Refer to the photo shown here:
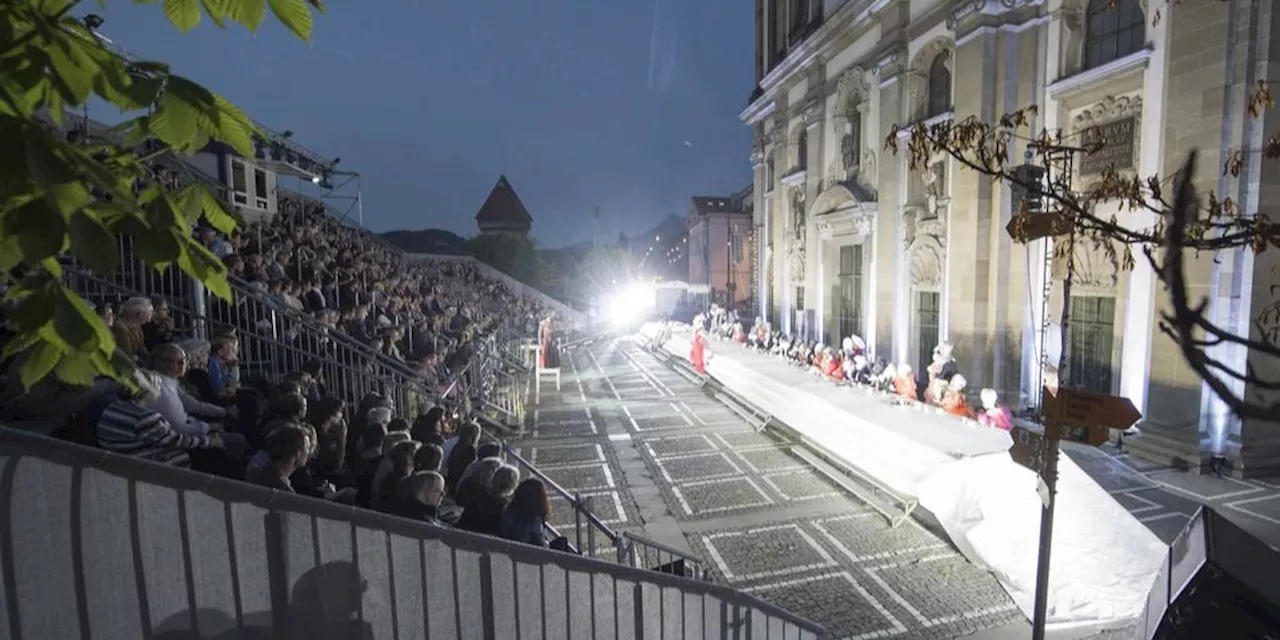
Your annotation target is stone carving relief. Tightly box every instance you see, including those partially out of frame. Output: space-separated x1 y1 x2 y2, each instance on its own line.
922 161 950 218
860 149 878 192
1073 94 1143 177
802 98 824 127
853 213 873 237
788 243 806 284
904 205 946 289
1052 237 1120 295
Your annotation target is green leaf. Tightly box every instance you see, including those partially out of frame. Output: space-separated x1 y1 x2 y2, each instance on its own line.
68 210 121 274
55 351 99 387
163 0 203 31
51 297 100 352
176 233 232 300
199 187 240 234
0 199 68 265
149 90 201 150
210 94 256 155
18 340 63 391
226 0 267 30
269 0 313 39
200 0 228 27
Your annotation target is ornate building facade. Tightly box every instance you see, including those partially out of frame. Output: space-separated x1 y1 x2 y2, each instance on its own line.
742 0 1280 476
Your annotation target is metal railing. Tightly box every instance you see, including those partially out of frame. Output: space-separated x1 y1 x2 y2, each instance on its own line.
0 426 828 640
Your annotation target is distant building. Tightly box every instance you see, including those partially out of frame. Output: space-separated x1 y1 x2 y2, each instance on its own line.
687 193 753 310
475 175 533 236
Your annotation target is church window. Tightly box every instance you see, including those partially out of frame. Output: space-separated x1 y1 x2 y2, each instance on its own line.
796 130 808 169
926 51 952 118
1083 0 1145 70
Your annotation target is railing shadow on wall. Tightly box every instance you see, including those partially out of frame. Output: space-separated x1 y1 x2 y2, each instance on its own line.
0 427 826 640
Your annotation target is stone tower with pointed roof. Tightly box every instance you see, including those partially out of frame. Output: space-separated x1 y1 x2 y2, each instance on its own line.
474 175 533 236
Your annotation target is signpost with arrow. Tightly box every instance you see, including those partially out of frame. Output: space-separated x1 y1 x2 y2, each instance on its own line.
1012 386 1143 640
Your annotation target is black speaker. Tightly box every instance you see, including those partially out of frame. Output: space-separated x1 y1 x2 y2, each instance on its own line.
1136 506 1280 639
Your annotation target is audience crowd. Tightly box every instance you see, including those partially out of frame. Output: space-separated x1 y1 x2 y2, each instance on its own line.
0 135 575 551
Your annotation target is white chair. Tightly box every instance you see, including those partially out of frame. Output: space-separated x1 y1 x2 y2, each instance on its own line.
535 345 561 398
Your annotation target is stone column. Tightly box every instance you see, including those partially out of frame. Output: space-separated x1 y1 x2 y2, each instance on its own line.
947 27 999 389
751 146 768 321
803 96 826 342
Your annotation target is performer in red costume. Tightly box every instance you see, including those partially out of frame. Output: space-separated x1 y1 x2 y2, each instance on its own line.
690 328 709 375
977 388 1014 431
538 313 559 369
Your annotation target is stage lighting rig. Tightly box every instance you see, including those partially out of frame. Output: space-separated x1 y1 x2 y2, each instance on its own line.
83 14 105 30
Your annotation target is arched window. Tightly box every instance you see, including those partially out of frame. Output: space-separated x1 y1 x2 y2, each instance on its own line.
796 130 808 169
926 52 952 118
1083 0 1145 70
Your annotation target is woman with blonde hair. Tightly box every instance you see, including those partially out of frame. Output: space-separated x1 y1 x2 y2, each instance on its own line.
112 296 154 362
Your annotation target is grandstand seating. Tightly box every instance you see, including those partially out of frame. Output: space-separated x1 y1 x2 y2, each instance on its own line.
0 115 825 637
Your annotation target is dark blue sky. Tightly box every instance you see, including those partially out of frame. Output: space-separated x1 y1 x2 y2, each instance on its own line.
90 0 753 248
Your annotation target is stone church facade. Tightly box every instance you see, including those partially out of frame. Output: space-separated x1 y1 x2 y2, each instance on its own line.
742 0 1280 476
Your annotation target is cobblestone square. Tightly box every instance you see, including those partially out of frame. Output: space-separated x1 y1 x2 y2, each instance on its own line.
713 430 780 450
534 420 598 438
548 490 627 529
617 387 665 401
733 447 807 473
655 452 742 483
701 524 836 580
865 553 1019 630
671 477 773 517
1111 490 1162 515
529 443 606 467
643 434 719 458
536 407 593 424
629 413 692 431
745 573 907 639
762 470 843 501
814 513 947 562
541 463 614 492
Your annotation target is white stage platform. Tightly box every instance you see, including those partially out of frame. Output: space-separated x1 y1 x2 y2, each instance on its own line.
644 324 1166 630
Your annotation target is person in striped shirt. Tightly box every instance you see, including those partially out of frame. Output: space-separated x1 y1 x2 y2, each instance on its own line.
96 369 229 468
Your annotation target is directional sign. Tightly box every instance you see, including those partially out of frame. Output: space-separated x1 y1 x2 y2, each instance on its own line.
1009 425 1047 472
1050 389 1141 430
1005 212 1069 243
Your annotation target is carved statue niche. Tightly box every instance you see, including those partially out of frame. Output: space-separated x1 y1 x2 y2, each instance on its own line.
837 66 871 180
1257 264 1280 344
789 243 806 284
921 161 949 218
906 210 946 289
1052 237 1120 294
790 187 807 243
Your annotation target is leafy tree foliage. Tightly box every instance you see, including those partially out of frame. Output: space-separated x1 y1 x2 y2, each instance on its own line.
1 0 323 390
885 3 1279 419
467 232 550 289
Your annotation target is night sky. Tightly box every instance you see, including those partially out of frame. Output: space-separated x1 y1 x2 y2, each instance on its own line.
87 0 754 248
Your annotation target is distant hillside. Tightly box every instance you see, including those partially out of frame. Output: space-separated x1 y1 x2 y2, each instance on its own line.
381 228 469 255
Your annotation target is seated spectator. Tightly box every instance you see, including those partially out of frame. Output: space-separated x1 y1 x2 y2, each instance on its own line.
454 456 505 511
111 297 153 362
306 396 348 478
414 443 444 473
96 370 228 468
245 423 309 492
457 465 518 537
206 334 240 400
411 407 446 446
142 295 174 352
502 479 550 547
390 471 447 525
442 420 481 465
374 440 421 512
444 443 477 499
363 431 411 508
149 344 234 436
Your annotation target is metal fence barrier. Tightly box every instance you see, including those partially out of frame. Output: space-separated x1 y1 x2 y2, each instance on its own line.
0 426 827 640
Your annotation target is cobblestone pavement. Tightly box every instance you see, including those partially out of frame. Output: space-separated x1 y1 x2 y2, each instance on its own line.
600 340 1028 639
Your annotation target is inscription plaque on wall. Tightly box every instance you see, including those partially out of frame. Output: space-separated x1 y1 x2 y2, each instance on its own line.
1079 117 1136 175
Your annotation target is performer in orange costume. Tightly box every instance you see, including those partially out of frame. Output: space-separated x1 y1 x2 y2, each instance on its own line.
690 328 709 375
894 364 918 401
941 375 973 418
